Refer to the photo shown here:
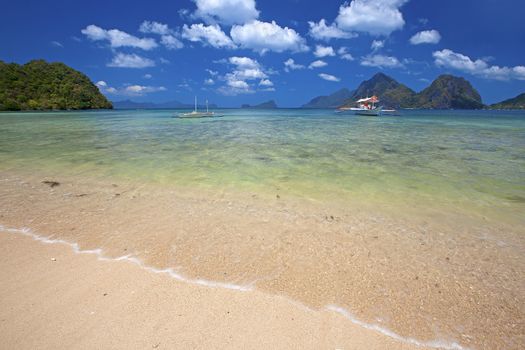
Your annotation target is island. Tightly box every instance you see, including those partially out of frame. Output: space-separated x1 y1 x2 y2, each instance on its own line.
241 100 277 109
0 59 112 111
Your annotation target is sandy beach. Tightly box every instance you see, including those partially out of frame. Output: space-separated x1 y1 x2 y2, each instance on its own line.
0 170 523 349
0 226 430 350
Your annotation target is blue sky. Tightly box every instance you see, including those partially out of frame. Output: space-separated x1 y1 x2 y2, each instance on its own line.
1 0 524 107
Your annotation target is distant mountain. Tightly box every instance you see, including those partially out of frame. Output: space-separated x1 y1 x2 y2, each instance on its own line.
113 99 217 109
333 73 484 109
489 93 525 109
349 73 417 109
241 100 277 109
0 59 112 111
416 75 484 109
302 88 354 108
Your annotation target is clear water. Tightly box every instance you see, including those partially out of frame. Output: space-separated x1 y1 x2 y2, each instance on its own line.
1 109 524 221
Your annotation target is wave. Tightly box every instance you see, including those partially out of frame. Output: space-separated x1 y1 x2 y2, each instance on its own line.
0 224 469 350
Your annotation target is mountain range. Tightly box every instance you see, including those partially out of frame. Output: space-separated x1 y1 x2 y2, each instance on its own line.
303 73 486 109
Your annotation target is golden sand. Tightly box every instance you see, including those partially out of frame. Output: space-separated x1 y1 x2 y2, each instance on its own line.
0 170 524 349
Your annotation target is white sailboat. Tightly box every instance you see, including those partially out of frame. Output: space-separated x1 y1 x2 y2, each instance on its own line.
179 97 221 118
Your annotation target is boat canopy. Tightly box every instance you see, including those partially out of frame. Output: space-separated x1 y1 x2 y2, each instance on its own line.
356 95 379 103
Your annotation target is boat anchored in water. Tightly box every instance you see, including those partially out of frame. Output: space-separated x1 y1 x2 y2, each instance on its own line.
350 95 383 116
178 97 222 118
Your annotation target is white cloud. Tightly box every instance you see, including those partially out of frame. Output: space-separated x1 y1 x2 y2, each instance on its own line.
206 69 219 76
139 21 183 50
308 19 356 41
361 54 403 68
410 30 441 45
433 49 525 80
218 56 271 95
204 78 215 85
124 85 166 95
314 45 335 58
284 58 305 72
192 0 259 25
371 40 384 51
182 23 236 48
259 79 273 87
160 58 170 64
96 81 166 96
107 53 155 68
338 47 355 61
230 20 308 54
143 74 152 79
81 24 157 50
139 21 170 35
318 73 341 82
51 41 63 48
160 35 184 49
309 60 328 69
336 0 408 36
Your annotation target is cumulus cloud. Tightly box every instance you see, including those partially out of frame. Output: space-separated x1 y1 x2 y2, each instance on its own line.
308 19 356 41
433 49 525 80
410 30 441 45
230 20 308 54
259 79 273 87
361 54 403 68
309 60 328 69
96 81 165 96
284 58 305 72
192 0 259 25
81 24 157 50
107 53 155 68
318 73 341 82
140 21 184 50
217 56 271 95
313 45 335 58
143 74 152 79
204 78 215 85
371 40 384 51
139 21 171 35
338 47 355 61
336 0 408 36
182 23 236 48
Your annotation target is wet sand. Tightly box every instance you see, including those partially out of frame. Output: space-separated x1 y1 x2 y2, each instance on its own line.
0 170 524 349
0 227 426 350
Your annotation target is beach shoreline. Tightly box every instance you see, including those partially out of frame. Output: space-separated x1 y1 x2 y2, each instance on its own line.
1 170 523 349
0 226 435 350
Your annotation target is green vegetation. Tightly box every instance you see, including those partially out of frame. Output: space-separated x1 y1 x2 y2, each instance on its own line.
302 88 354 108
490 93 525 109
323 73 485 109
0 59 112 111
416 75 483 109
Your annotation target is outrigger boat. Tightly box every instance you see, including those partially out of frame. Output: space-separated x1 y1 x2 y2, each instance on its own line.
351 95 382 116
178 97 222 118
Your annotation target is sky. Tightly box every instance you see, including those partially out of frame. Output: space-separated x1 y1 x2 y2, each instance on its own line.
1 0 524 107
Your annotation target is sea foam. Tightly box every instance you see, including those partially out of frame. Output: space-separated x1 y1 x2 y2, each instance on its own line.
0 224 469 350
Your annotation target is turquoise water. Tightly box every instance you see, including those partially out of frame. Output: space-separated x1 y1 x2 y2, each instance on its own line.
1 109 524 220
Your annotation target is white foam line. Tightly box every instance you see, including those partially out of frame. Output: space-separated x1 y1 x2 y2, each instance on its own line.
326 306 469 350
0 225 253 292
0 224 470 350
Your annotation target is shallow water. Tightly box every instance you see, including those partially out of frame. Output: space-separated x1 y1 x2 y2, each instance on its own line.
1 108 525 349
1 109 524 221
